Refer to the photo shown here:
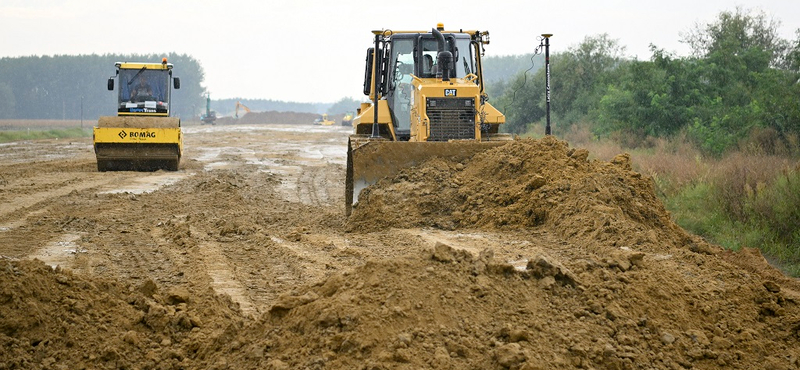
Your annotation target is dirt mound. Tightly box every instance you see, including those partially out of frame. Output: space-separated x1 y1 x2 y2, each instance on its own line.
348 137 690 251
198 243 800 369
4 130 800 370
0 259 245 369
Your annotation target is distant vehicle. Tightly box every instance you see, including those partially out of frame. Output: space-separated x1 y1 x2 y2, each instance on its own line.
313 114 335 126
341 112 354 126
235 101 251 118
201 93 217 125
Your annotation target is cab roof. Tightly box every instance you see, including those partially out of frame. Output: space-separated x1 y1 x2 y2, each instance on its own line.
115 62 174 70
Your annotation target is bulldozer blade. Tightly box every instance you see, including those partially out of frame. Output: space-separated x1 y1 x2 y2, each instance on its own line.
345 137 508 216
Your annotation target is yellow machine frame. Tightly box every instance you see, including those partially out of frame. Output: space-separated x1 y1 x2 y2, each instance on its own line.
352 24 505 142
346 24 510 215
94 58 182 171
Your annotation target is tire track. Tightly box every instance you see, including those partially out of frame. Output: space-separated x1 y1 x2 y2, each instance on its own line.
194 237 258 317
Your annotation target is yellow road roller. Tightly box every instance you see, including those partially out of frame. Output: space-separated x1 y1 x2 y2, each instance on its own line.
94 58 182 171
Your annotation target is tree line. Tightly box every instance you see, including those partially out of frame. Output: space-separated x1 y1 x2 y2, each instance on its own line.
0 53 205 120
494 7 800 156
0 52 358 121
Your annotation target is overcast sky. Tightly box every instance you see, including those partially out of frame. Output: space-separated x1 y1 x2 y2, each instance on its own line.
1 0 798 103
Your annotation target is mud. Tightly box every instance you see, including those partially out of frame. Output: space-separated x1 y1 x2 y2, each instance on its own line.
1 123 799 369
214 111 341 126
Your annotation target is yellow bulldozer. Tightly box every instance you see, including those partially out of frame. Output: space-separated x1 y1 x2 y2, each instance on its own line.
341 112 354 126
346 24 509 215
313 114 336 126
93 58 182 171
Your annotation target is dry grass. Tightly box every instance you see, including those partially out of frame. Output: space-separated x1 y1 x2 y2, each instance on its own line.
709 152 795 221
526 123 800 274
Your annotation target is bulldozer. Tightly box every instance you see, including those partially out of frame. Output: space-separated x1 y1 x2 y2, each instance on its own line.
93 58 182 171
346 24 510 215
313 114 336 126
341 112 354 126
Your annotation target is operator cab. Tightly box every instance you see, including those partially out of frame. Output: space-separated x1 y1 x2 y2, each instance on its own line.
382 31 480 140
107 60 180 116
388 32 477 81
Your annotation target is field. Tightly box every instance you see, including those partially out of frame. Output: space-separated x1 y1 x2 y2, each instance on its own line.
0 119 94 130
1 120 799 369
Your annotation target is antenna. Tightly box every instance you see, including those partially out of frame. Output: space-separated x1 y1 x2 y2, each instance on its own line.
542 34 553 136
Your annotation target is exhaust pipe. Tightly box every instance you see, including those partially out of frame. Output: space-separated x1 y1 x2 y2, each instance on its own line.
432 28 452 81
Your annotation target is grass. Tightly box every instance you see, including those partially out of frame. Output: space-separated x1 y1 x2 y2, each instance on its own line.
0 127 92 143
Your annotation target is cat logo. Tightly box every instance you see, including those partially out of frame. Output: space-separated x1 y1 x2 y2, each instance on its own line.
444 89 457 97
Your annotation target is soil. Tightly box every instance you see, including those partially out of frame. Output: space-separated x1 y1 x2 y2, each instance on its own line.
213 111 345 126
1 122 799 370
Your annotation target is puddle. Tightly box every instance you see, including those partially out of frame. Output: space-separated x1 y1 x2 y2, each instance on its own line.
194 142 343 171
29 233 84 269
187 124 347 203
204 161 232 170
99 173 191 194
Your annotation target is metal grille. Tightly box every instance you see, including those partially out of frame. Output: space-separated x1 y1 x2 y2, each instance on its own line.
426 98 476 141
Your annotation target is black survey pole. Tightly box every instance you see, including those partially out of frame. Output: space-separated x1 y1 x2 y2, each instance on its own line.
371 31 382 138
542 34 553 136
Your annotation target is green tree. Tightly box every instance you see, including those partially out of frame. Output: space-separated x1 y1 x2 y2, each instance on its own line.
680 8 798 155
549 34 627 131
482 53 544 93
592 47 711 144
684 7 788 67
788 30 800 72
592 8 800 155
0 82 16 119
0 54 205 120
495 64 546 134
497 34 626 135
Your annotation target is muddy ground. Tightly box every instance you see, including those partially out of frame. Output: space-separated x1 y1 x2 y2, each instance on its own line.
1 122 799 370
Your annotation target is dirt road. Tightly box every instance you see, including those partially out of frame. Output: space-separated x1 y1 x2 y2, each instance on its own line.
2 124 351 314
1 122 799 369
